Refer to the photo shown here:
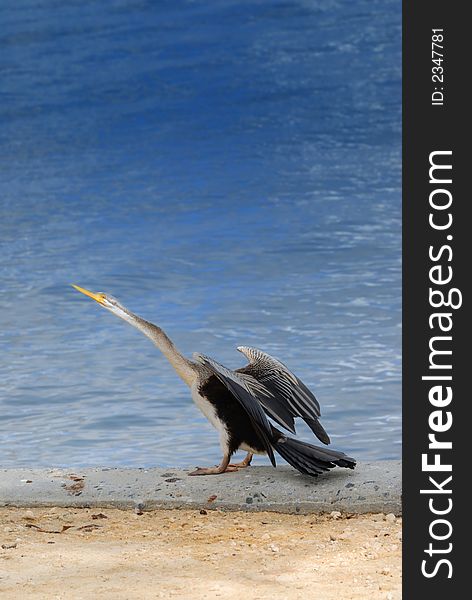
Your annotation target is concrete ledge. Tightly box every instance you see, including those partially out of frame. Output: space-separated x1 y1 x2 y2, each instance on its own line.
0 461 401 515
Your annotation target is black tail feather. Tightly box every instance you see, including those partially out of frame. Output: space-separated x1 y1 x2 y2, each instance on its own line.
305 417 331 445
273 433 356 477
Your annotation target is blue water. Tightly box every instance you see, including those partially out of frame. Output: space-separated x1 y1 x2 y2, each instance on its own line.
0 0 401 468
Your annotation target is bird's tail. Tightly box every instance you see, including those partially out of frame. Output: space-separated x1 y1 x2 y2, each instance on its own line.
272 432 356 477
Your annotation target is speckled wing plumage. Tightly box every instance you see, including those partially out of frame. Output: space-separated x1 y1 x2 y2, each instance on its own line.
236 346 331 445
193 353 277 467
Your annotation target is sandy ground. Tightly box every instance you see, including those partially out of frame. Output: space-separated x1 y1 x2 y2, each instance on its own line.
0 507 401 600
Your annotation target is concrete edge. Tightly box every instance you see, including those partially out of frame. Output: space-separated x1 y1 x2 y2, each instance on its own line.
0 461 402 516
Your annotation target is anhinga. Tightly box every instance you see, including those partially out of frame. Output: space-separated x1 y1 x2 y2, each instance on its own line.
72 285 356 476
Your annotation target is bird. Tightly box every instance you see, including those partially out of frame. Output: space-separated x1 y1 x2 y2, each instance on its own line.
72 285 356 477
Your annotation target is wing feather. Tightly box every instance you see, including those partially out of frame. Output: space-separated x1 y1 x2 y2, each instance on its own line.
237 346 330 445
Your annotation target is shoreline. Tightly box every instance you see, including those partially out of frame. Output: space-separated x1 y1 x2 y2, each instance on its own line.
0 461 401 515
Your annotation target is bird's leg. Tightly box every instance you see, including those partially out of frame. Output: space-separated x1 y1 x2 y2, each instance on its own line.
229 452 253 469
188 454 240 476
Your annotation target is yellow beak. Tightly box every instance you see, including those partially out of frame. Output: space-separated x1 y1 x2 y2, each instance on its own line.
71 284 106 305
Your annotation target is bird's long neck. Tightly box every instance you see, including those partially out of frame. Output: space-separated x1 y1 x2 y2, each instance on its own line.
122 312 197 387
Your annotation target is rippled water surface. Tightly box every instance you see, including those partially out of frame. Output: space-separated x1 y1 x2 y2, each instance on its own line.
0 0 401 467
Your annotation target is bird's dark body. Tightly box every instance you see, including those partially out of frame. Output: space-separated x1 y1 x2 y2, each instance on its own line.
198 370 355 476
199 374 267 456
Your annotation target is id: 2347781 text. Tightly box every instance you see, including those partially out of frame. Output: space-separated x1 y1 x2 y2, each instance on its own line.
432 29 444 106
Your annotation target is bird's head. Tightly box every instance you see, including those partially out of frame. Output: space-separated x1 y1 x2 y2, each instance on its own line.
72 284 130 320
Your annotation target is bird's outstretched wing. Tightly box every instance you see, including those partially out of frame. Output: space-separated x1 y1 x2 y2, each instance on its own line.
236 346 331 445
193 353 277 467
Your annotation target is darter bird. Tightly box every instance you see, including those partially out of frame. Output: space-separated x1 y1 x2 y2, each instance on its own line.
72 285 356 476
